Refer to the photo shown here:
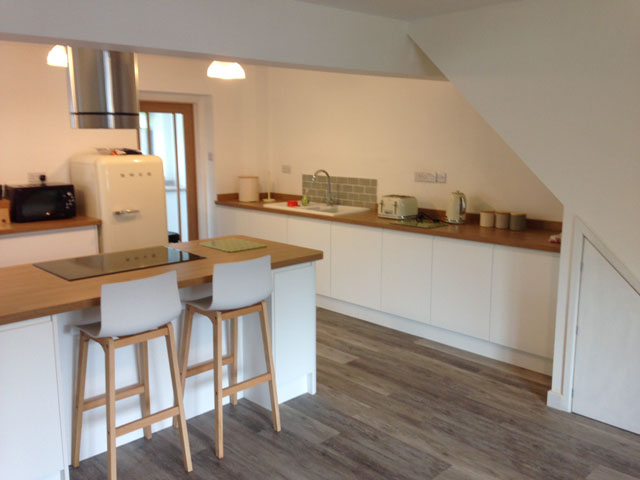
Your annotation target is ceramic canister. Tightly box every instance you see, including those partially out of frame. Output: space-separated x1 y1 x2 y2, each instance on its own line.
479 210 495 228
495 211 510 229
238 176 259 202
510 212 527 231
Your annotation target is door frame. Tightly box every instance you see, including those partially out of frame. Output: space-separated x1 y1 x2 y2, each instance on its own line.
139 100 199 241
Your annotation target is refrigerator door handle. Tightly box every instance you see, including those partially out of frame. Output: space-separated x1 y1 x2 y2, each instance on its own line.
113 209 140 216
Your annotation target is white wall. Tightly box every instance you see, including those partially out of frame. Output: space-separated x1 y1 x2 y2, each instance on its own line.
0 41 561 223
136 54 273 195
265 67 561 219
0 0 440 78
408 0 640 409
0 41 136 184
409 0 640 280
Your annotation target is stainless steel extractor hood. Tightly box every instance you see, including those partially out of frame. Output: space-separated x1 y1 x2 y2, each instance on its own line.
67 47 139 129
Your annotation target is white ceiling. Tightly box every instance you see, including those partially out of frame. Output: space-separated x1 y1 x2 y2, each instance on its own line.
294 0 518 20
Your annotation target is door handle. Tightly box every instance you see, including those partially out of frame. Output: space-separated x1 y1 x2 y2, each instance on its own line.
113 209 140 216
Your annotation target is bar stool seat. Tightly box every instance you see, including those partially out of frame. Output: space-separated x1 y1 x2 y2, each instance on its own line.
177 255 281 459
71 271 193 480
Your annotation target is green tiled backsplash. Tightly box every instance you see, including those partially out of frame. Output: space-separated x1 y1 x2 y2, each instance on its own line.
302 174 377 209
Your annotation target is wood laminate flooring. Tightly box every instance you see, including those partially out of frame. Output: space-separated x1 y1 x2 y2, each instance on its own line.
70 308 640 479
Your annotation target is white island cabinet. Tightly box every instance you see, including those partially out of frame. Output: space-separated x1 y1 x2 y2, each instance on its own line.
0 318 65 480
0 236 321 479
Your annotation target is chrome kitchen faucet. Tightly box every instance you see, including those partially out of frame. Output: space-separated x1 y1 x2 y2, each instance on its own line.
311 169 334 205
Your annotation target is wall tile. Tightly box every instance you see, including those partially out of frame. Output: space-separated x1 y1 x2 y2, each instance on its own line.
301 173 377 207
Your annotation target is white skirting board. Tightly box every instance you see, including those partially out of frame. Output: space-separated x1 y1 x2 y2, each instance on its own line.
317 295 553 375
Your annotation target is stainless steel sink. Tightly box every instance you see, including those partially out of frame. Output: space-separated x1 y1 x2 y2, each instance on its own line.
263 201 369 217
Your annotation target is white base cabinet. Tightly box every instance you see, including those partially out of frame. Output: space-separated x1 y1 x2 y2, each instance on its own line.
490 246 559 358
215 205 560 371
431 237 493 340
0 226 99 267
331 223 382 310
287 217 331 296
215 206 287 243
381 230 432 324
0 318 66 480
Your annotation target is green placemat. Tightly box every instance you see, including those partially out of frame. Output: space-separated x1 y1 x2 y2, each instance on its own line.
391 220 447 230
200 238 267 253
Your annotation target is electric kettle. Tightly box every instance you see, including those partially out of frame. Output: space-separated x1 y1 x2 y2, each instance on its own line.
446 191 467 224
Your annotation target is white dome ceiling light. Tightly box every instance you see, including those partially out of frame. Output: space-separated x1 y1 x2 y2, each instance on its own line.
207 61 246 80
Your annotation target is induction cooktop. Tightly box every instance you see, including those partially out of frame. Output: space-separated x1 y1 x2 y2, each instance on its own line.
34 246 204 281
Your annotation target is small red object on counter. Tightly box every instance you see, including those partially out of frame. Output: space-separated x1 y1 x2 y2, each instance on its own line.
287 200 299 207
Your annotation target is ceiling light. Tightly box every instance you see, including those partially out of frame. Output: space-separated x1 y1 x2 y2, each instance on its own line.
207 61 245 80
47 45 68 67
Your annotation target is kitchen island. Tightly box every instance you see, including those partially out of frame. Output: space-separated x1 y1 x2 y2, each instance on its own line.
0 236 322 480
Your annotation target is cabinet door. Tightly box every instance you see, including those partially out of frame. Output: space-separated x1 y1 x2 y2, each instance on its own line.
331 223 382 310
0 318 64 480
243 211 288 244
431 237 493 339
381 230 432 323
490 246 559 357
215 207 287 243
0 227 98 267
287 217 331 296
215 206 252 237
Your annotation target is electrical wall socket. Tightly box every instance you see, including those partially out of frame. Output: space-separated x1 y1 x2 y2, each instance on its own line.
281 165 292 174
414 171 436 183
28 172 46 184
436 172 447 183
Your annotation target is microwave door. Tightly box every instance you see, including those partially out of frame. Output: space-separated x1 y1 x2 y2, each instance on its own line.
97 158 168 253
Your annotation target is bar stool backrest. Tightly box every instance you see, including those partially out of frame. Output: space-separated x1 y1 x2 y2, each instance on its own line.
99 271 182 337
210 255 272 311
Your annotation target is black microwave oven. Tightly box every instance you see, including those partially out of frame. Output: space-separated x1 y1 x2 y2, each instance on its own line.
5 184 76 222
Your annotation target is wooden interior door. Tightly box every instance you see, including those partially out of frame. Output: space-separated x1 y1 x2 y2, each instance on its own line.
139 101 198 241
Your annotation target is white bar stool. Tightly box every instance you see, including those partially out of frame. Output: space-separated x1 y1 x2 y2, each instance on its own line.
71 271 193 480
177 255 281 458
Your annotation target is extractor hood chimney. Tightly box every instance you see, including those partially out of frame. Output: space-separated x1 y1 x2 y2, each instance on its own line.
67 47 139 129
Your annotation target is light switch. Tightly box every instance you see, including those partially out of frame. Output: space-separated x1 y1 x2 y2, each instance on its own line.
281 165 292 174
436 172 447 183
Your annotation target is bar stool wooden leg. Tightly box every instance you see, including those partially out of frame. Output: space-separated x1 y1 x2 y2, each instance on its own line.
179 306 194 397
174 306 194 429
165 322 193 472
213 312 224 458
259 301 281 432
138 341 152 440
72 332 89 467
104 338 118 480
230 317 238 406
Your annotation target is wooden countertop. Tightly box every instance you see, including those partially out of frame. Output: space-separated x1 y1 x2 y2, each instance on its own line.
0 216 101 236
0 236 323 326
216 200 562 254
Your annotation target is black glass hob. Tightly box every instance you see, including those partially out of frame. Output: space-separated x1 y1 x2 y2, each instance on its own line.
34 246 204 281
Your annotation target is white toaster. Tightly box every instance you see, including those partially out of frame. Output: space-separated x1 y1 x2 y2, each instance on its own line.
378 195 418 219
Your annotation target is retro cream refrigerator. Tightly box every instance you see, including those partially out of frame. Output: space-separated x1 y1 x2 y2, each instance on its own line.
70 154 168 252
